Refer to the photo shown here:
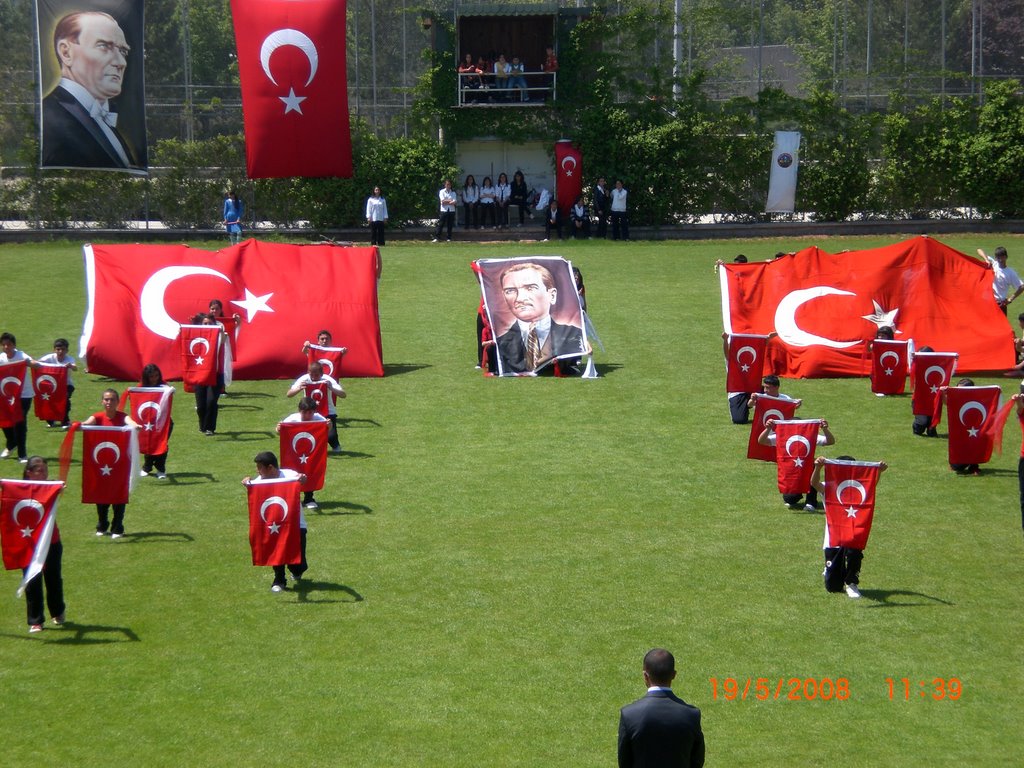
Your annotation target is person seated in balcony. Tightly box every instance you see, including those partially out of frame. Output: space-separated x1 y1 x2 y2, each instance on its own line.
476 54 492 93
543 45 559 99
458 53 481 103
463 174 480 229
508 56 529 102
493 54 511 101
478 176 497 229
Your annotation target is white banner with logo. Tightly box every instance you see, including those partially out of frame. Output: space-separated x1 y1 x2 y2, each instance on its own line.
766 131 800 213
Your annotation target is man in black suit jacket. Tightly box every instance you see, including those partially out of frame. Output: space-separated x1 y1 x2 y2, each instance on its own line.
40 11 140 170
494 261 585 374
618 648 705 768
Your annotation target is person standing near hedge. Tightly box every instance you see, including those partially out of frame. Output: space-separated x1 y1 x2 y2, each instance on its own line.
223 190 244 245
365 186 388 246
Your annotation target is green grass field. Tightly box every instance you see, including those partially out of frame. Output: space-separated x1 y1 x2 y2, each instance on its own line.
1 234 1022 766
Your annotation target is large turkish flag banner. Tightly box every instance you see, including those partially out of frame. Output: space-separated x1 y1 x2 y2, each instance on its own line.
81 426 137 504
247 478 302 566
126 387 174 455
0 480 62 571
554 140 582 219
231 0 352 178
747 395 800 462
822 460 881 549
773 419 821 494
279 419 329 491
726 334 770 392
32 363 68 422
946 385 1002 465
870 339 910 395
911 351 958 419
0 360 27 428
81 242 383 380
720 236 1012 377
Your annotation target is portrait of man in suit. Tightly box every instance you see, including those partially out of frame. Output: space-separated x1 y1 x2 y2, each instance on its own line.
618 648 705 768
40 9 145 171
493 261 585 374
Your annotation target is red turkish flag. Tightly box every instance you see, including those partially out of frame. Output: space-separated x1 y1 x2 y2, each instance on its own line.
946 385 1002 465
747 395 800 462
726 334 770 393
0 480 63 571
0 360 27 427
303 380 331 418
554 140 583 219
126 387 174 455
247 478 302 566
870 339 910 395
81 426 138 504
231 0 352 178
306 344 346 380
177 325 222 391
773 419 821 494
279 419 329 491
31 363 68 422
720 236 1012 377
911 352 958 419
81 242 383 381
822 460 882 549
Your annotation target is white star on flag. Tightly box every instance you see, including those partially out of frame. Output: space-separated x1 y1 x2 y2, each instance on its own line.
861 300 899 330
232 289 275 323
280 88 306 114
740 364 750 372
41 393 50 400
20 526 34 537
884 368 894 375
144 423 154 431
968 427 979 437
793 457 804 467
299 454 309 464
268 522 281 534
846 506 858 518
100 465 113 476
194 356 204 366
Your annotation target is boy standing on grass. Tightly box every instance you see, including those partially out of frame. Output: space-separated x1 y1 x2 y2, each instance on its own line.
37 338 77 428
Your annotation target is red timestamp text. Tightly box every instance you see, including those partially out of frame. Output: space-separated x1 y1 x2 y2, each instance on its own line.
708 677 850 701
885 677 963 701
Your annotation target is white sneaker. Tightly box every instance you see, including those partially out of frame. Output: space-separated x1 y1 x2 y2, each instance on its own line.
110 533 123 540
0 449 9 458
845 584 861 599
95 531 106 537
156 472 168 480
139 469 149 477
804 503 816 512
271 584 284 593
304 501 319 510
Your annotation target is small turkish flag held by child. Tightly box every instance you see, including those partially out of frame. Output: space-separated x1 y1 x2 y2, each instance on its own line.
945 385 1004 466
870 339 910 395
773 419 821 494
126 387 175 456
81 426 137 505
279 420 329 492
32 363 68 422
0 360 27 427
0 480 63 571
247 478 302 566
178 325 222 392
823 459 882 549
747 395 799 462
726 334 769 393
911 351 957 419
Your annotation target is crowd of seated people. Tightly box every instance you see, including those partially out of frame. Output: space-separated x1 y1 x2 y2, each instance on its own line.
458 50 555 104
454 171 593 238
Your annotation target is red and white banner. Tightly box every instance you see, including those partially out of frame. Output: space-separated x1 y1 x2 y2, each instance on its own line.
0 479 63 572
870 339 910 395
554 140 582 219
0 360 27 428
247 477 302 566
279 419 329 492
303 380 331 418
822 459 882 549
231 0 352 178
946 386 1003 466
747 395 800 462
81 426 138 504
177 324 222 391
306 343 346 380
720 236 1012 377
81 242 383 380
31 363 69 422
726 334 770 393
911 352 958 420
773 419 821 494
125 387 174 455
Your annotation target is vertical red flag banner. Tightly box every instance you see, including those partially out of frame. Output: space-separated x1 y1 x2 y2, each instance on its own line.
32 363 69 422
726 334 770 393
177 324 222 391
303 381 331 418
306 344 346 381
554 140 582 219
0 480 63 571
247 478 302 566
81 242 383 380
231 0 352 178
0 360 28 428
773 419 821 494
747 395 800 462
279 420 329 491
870 339 910 395
720 236 1012 377
822 460 882 549
911 351 958 419
126 386 174 456
81 426 138 504
946 386 1003 466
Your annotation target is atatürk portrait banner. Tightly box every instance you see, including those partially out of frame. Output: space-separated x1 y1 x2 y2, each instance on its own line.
35 0 148 174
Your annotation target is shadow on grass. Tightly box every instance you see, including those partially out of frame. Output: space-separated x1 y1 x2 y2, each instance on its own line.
291 579 364 604
383 363 430 376
17 621 141 645
216 403 264 413
339 416 382 429
594 363 623 376
312 500 373 515
861 589 954 607
220 391 276 399
119 531 195 544
163 471 216 485
213 430 276 441
331 449 375 459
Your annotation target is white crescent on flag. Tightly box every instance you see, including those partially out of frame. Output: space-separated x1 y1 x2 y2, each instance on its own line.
11 499 45 528
774 287 860 349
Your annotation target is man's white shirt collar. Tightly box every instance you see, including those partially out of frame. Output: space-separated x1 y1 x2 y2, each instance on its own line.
59 77 130 166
